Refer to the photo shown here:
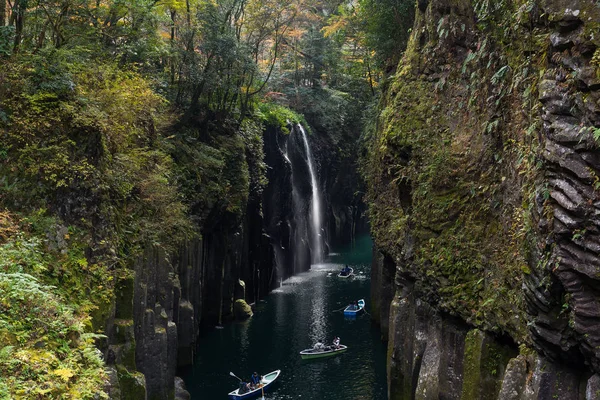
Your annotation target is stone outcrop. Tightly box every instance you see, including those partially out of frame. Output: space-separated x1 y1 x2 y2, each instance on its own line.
233 299 253 320
525 1 600 372
379 255 597 400
368 0 600 398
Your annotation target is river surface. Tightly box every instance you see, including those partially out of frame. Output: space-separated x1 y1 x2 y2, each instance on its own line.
181 235 388 399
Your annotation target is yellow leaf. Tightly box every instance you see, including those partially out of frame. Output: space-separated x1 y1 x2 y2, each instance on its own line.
53 368 74 381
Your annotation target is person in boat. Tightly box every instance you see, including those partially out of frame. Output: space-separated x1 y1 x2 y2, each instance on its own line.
250 372 261 389
313 340 326 350
333 336 340 348
340 265 350 276
239 381 251 394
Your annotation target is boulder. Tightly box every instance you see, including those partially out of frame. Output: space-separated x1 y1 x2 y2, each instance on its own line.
234 299 253 320
174 377 191 400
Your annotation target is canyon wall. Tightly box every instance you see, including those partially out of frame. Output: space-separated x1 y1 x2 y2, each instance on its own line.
367 0 600 398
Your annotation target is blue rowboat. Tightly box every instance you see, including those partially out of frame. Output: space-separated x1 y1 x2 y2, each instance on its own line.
228 370 281 399
338 267 354 278
343 299 365 317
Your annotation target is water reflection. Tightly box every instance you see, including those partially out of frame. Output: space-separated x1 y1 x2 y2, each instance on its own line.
309 270 327 345
182 236 387 399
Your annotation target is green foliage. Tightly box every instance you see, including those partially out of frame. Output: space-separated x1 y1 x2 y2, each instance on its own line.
256 103 307 134
241 119 269 200
167 120 253 226
0 272 107 399
0 26 14 57
0 52 191 252
357 0 415 69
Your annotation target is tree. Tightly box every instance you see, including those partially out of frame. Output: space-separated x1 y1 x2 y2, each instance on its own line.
1 0 6 26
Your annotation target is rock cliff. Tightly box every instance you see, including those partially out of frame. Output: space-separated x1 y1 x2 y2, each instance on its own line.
367 0 600 398
103 117 366 399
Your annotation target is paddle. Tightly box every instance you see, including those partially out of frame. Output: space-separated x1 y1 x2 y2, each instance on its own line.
229 371 242 382
261 385 265 400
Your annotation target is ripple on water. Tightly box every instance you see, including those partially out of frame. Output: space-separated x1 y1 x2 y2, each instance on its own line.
182 237 387 399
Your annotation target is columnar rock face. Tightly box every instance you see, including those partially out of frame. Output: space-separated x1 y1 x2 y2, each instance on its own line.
105 208 277 399
374 256 599 400
262 125 307 275
104 121 367 399
367 0 600 398
526 1 600 371
133 247 179 400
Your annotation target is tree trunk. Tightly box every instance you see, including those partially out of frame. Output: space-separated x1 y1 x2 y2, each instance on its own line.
13 0 26 53
1 0 6 26
170 9 176 85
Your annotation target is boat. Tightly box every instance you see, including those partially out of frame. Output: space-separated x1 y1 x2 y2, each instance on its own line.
338 267 354 278
343 299 365 316
228 370 281 399
299 344 348 359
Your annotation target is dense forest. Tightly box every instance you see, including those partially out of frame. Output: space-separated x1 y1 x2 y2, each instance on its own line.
4 0 600 399
0 0 413 398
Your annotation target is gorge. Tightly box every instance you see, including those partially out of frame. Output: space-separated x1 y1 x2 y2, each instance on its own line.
1 0 600 399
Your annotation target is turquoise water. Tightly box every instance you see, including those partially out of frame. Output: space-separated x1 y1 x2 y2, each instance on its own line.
181 235 387 399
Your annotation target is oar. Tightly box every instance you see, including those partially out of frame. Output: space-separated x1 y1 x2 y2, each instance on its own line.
261 385 265 400
229 371 242 382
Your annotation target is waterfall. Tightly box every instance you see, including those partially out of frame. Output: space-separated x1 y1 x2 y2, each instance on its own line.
297 124 323 264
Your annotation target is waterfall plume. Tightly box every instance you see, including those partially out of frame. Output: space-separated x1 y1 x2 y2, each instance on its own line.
297 124 323 264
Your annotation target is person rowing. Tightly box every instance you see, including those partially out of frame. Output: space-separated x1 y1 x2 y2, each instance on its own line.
238 381 251 394
250 371 262 389
333 336 340 349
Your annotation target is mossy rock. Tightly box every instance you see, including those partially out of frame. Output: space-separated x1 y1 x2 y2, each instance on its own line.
460 329 516 400
461 330 485 400
233 299 253 320
115 271 135 319
113 319 135 344
117 365 147 400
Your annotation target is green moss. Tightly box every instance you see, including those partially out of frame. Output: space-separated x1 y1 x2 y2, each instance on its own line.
461 330 484 400
112 319 135 344
115 270 135 320
363 0 554 343
233 299 253 320
256 102 308 134
117 365 146 400
120 343 137 372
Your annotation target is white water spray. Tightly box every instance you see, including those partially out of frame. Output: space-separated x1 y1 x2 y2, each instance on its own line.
297 125 323 263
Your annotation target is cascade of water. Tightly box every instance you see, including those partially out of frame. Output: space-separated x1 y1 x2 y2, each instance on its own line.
297 124 323 263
